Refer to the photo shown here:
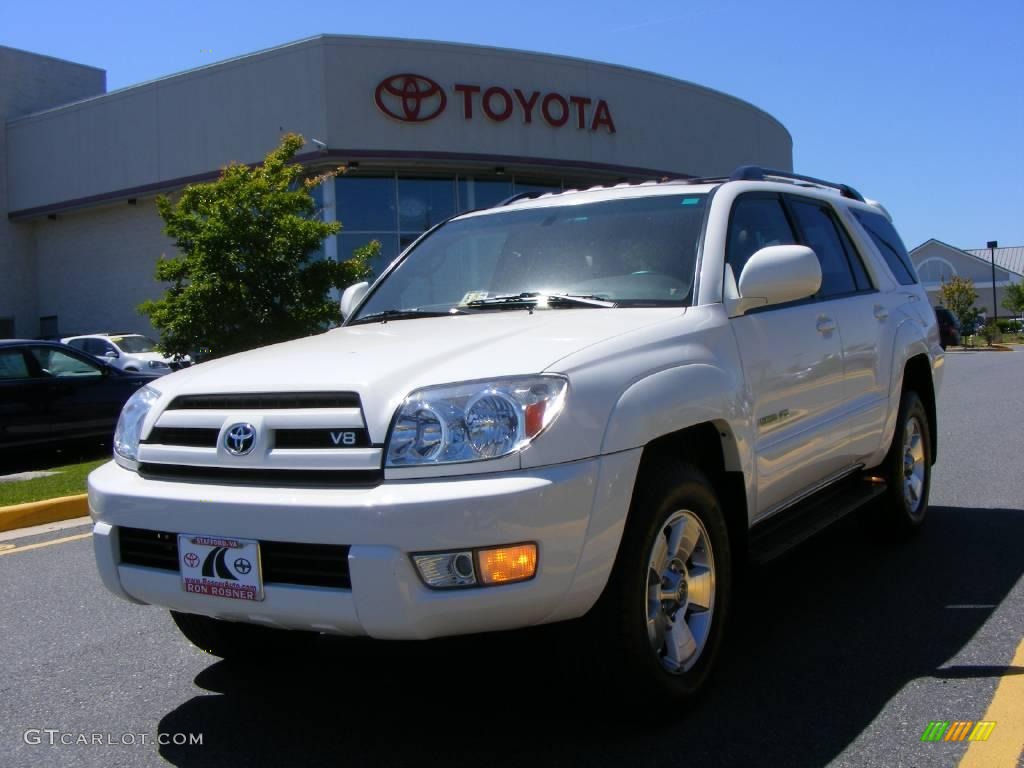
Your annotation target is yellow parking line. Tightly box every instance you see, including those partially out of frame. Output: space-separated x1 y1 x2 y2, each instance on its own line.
0 532 91 556
960 637 1024 767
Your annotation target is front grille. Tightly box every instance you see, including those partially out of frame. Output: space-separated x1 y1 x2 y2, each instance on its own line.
138 463 382 487
118 527 352 589
273 428 373 449
168 361 192 371
166 392 361 410
143 427 220 447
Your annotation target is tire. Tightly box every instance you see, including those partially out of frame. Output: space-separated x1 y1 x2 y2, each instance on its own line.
170 610 305 659
868 389 932 536
591 458 732 702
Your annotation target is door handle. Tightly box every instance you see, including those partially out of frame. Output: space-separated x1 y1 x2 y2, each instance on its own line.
816 316 836 334
874 304 889 321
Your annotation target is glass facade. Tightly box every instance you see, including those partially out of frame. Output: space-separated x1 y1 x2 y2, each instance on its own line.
332 173 563 275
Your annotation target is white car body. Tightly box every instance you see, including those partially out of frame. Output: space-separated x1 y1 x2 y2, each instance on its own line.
62 333 191 375
89 172 942 645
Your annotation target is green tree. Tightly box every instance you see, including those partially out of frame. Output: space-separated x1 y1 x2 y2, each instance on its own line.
938 275 980 332
1002 281 1024 318
140 133 374 360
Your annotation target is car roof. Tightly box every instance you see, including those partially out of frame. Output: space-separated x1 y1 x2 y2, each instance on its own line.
0 339 72 348
62 332 139 339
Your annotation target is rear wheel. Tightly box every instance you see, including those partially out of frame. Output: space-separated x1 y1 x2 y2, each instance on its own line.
170 610 305 658
867 390 932 536
593 458 732 701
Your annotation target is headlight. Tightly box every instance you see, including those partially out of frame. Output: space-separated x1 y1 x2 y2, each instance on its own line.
113 386 160 465
386 376 567 467
148 360 169 369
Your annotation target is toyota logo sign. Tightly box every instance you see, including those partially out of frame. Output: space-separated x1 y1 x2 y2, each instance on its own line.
373 73 617 133
375 74 447 123
224 423 257 456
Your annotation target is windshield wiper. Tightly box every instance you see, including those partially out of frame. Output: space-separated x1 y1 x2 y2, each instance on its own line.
465 292 617 309
348 308 464 326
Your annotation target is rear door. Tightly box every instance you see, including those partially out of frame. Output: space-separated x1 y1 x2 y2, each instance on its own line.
785 195 894 464
726 194 850 517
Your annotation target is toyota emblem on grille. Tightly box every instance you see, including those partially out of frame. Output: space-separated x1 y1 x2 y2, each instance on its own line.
374 73 447 123
224 423 257 456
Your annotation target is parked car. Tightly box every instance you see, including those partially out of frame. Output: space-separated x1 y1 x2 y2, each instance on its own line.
89 166 941 702
934 307 960 349
0 340 161 450
62 333 191 374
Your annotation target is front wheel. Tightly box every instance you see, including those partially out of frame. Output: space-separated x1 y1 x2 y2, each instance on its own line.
592 459 732 701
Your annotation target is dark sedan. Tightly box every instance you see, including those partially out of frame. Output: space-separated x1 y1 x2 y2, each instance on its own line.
0 340 161 451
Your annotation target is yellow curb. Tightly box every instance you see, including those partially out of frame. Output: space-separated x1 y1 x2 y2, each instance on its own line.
0 494 89 534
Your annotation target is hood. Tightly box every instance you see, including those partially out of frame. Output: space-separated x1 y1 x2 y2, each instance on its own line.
150 309 681 440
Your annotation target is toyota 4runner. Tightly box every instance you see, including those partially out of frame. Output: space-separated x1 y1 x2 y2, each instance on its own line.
89 166 941 699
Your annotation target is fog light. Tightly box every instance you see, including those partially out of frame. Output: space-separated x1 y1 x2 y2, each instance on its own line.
478 543 538 585
413 551 476 588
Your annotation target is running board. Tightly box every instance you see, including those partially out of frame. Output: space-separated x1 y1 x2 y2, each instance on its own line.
748 475 888 564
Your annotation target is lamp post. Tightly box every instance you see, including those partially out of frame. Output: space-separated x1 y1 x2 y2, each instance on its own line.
988 240 999 323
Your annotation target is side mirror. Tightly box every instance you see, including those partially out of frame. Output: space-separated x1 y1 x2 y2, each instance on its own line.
340 282 370 321
104 349 119 359
730 245 821 316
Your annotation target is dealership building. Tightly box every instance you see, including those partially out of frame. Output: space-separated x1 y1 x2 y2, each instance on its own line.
0 36 792 339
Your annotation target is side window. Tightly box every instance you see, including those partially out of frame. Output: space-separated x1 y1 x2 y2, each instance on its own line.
834 216 874 291
726 196 797 279
81 339 102 356
29 348 102 378
852 210 918 285
0 350 30 379
787 199 857 298
66 339 86 351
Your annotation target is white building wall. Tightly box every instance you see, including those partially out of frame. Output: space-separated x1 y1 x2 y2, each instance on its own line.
34 199 174 337
0 46 105 336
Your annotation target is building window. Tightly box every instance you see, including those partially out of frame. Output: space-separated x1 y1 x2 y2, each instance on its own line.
0 317 14 338
457 178 513 211
332 173 569 277
39 315 59 339
916 258 957 285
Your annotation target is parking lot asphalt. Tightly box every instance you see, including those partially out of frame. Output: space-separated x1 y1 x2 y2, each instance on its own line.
0 351 1021 768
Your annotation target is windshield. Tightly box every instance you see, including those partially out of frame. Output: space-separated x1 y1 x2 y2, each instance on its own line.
110 335 158 353
351 193 707 322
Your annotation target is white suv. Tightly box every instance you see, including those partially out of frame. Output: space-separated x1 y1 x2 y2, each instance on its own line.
62 333 191 374
89 167 941 700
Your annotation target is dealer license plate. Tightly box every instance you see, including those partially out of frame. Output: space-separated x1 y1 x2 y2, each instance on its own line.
178 534 264 602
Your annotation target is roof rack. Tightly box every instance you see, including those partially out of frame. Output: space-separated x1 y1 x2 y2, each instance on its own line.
728 166 865 202
497 178 682 207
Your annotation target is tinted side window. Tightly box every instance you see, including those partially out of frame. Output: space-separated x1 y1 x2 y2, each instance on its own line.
788 199 856 298
726 196 797 279
29 348 102 378
0 350 30 379
835 216 873 291
82 339 105 356
853 210 918 285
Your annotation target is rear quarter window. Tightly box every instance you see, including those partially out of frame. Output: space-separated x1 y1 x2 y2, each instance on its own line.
853 210 918 286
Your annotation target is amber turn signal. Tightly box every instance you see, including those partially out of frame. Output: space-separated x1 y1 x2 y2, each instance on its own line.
477 543 538 585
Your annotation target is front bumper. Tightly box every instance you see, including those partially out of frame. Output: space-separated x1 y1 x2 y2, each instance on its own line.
88 451 640 640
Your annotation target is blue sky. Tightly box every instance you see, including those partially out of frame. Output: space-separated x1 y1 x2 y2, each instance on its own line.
3 0 1022 249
